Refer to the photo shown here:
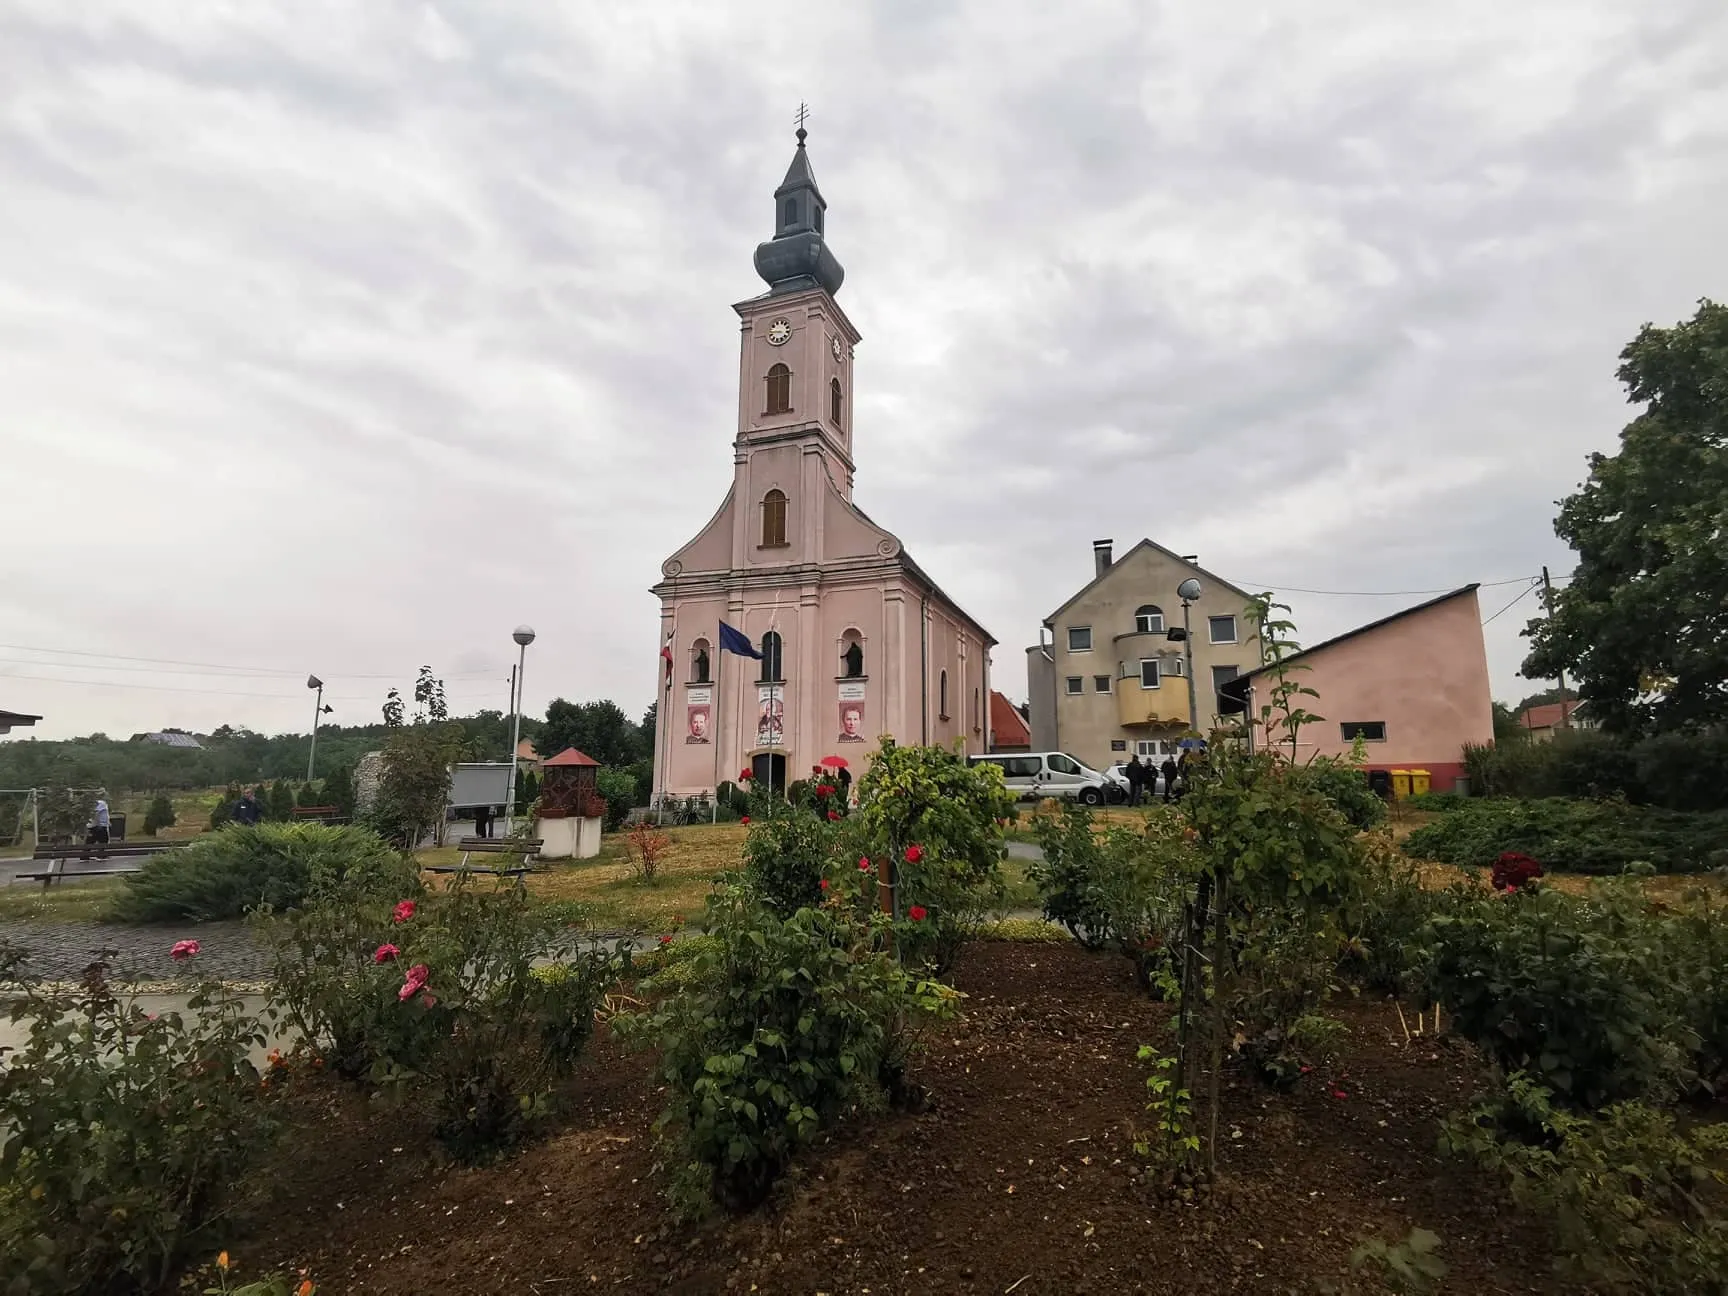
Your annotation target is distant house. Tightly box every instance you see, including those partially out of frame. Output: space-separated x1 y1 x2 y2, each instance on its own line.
1220 585 1493 793
133 731 204 749
0 709 41 736
516 739 543 770
1518 700 1590 741
988 691 1032 753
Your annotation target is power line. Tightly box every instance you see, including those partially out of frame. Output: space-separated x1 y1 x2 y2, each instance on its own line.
1224 575 1540 598
0 671 377 701
1481 580 1544 627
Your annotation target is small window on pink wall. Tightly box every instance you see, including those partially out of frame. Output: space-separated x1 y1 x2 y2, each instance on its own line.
760 490 788 548
765 364 791 415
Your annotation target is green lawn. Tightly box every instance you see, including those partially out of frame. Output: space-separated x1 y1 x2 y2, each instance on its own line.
0 876 123 924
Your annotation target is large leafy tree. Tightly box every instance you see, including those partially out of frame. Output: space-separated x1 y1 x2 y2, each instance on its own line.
537 699 646 768
1524 299 1728 735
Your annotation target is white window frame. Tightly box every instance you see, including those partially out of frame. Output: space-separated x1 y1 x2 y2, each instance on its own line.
1092 674 1111 694
1208 615 1238 645
1138 658 1161 689
1067 626 1093 652
1064 676 1084 695
1134 607 1164 635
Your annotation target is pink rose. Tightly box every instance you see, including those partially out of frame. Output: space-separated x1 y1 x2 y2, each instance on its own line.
373 943 401 964
170 940 201 962
418 993 437 1009
392 900 417 924
398 963 430 1001
858 857 871 872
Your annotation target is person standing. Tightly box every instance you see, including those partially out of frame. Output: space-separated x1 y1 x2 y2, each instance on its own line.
86 795 111 859
474 804 491 839
1125 754 1145 806
836 763 852 808
1160 756 1179 804
234 788 263 826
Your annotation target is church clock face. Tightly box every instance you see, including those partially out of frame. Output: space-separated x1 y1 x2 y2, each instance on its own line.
831 335 844 362
766 318 792 346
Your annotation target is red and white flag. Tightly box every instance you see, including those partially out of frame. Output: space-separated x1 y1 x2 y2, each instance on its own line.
660 628 675 690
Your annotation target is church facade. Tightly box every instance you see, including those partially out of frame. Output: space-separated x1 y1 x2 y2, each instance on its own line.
652 127 994 797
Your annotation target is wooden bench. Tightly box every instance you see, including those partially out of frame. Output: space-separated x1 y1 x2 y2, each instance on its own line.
20 840 184 889
420 836 543 882
291 805 345 822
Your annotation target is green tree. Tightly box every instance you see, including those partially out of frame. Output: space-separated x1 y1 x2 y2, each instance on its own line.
1492 702 1528 745
640 701 657 755
1524 300 1728 735
141 793 177 836
267 779 297 822
537 699 645 768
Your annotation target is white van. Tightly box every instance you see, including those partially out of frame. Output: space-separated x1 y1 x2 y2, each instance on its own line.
968 752 1112 805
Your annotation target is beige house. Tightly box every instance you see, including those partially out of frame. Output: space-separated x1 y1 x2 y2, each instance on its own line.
1026 540 1261 771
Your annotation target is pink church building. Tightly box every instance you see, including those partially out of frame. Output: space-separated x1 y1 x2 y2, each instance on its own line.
652 126 994 798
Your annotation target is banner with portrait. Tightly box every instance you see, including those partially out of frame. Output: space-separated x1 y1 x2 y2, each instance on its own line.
756 685 784 748
685 687 712 745
836 681 866 743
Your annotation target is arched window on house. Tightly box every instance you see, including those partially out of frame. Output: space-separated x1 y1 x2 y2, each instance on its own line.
761 489 787 547
690 638 711 684
939 669 950 719
840 629 864 678
765 364 791 415
759 631 783 682
1135 604 1165 635
830 377 843 427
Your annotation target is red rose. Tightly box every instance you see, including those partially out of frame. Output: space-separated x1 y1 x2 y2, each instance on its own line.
658 935 674 947
397 964 430 1002
373 943 401 964
858 857 871 871
828 810 841 821
904 845 924 863
817 784 834 796
740 815 750 825
392 900 417 924
820 879 830 891
908 905 927 921
739 768 753 782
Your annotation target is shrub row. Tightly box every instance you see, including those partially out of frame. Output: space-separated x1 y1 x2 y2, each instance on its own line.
1402 796 1728 875
1466 726 1728 812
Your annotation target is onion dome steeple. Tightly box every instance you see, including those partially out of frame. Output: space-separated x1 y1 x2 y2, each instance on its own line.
753 118 845 298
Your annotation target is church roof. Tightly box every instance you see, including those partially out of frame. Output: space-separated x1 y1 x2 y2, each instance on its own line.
754 126 844 298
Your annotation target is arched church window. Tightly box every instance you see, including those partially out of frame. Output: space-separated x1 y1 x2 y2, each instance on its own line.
939 669 950 720
830 377 843 427
1135 604 1165 635
690 638 711 684
765 363 791 415
783 198 797 228
761 489 788 548
759 631 783 683
840 630 864 679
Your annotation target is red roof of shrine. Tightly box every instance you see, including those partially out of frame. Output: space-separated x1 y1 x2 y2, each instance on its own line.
542 747 600 767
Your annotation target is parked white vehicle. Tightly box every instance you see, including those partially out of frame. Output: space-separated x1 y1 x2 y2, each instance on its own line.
1102 762 1166 802
968 752 1112 805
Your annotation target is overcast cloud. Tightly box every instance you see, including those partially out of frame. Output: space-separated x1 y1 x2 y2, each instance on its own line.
3 0 1725 741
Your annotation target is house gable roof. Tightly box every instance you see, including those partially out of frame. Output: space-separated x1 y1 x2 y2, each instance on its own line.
1042 539 1255 628
989 690 1031 745
1237 584 1482 680
1519 700 1584 730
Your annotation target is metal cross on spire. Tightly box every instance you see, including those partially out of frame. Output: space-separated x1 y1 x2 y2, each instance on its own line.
794 101 810 140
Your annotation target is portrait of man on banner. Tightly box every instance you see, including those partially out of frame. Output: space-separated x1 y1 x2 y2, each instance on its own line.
837 701 865 742
685 703 711 744
756 692 784 747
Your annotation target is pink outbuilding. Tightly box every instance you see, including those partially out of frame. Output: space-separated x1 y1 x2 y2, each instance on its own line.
652 127 993 798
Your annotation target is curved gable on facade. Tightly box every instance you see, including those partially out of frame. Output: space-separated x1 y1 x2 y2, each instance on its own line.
662 493 734 577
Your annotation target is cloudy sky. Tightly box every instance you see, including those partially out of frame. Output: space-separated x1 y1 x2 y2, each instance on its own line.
3 0 1724 742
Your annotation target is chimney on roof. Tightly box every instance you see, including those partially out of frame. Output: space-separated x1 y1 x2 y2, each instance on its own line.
1093 538 1113 579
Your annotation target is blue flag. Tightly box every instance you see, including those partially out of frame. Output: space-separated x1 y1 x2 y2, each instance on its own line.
718 621 762 659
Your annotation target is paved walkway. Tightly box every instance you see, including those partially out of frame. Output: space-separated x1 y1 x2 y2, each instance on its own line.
0 919 268 987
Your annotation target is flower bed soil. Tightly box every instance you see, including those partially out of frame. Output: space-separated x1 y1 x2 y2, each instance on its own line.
244 943 1562 1294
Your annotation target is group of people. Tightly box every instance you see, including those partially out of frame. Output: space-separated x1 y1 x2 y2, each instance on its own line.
1122 750 1188 806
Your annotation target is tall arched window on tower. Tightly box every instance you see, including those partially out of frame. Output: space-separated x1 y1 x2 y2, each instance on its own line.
830 377 843 427
759 631 783 682
1135 604 1165 635
760 489 787 548
939 669 950 720
765 363 791 415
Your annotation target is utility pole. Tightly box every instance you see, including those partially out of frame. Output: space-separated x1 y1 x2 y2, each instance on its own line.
1541 566 1570 729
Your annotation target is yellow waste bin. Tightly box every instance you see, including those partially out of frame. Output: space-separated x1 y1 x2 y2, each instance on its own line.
1390 769 1412 799
1409 769 1432 797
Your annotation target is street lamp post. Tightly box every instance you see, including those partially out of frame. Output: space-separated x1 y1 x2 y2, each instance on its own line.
504 626 536 836
306 675 327 782
1176 578 1202 734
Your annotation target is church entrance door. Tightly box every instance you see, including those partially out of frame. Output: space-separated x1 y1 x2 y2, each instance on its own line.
751 752 787 796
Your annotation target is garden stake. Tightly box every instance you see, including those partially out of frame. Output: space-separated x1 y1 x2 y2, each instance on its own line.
1395 1000 1412 1044
1205 872 1227 1178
